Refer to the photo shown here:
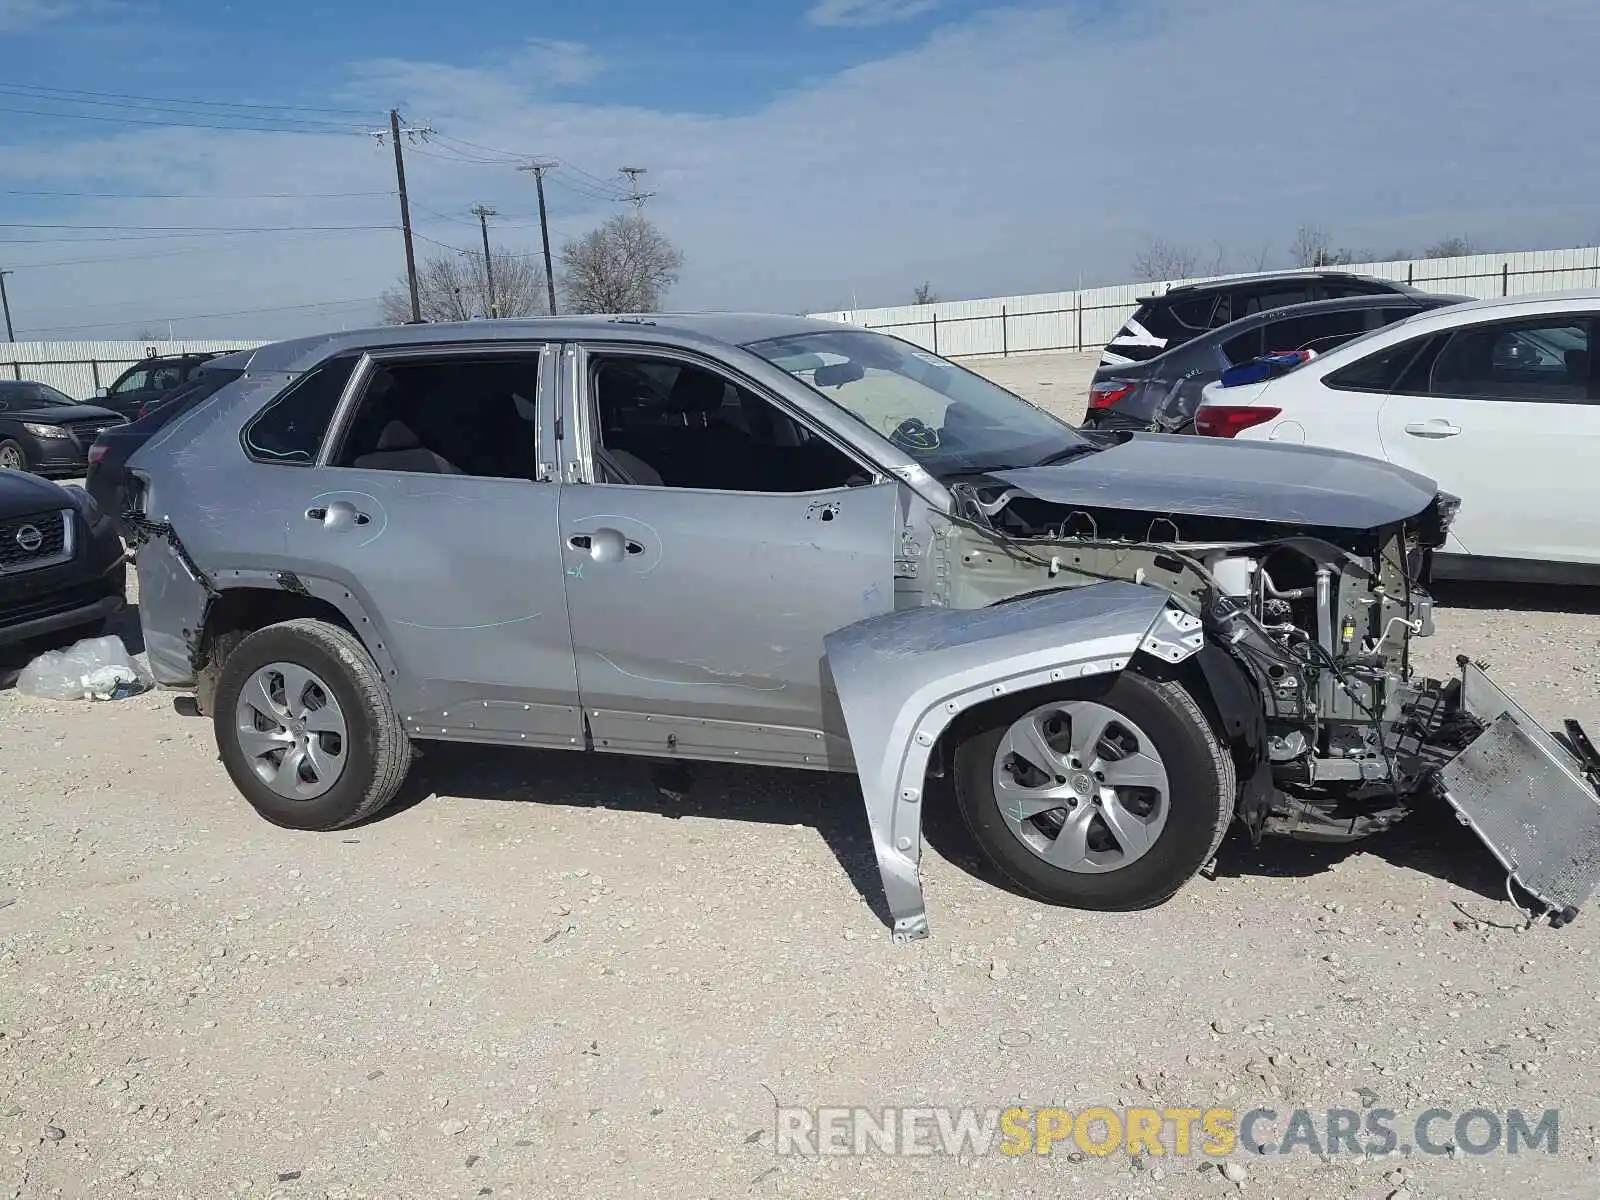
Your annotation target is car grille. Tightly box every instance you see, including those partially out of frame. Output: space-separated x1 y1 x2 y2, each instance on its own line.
0 580 108 627
59 417 126 444
0 511 71 574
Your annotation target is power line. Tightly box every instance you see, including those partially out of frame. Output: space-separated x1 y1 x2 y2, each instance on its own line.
28 295 378 335
7 227 397 269
0 187 393 201
0 222 395 233
0 80 378 118
0 86 364 132
0 103 365 134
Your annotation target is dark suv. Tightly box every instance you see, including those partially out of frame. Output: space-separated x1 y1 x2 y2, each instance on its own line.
1084 293 1466 432
94 353 227 419
1099 272 1442 371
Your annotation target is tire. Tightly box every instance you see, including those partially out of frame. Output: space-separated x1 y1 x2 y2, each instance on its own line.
213 618 411 831
953 672 1233 911
0 440 28 473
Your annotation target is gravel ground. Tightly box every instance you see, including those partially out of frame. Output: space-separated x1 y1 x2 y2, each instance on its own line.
1 352 1597 1198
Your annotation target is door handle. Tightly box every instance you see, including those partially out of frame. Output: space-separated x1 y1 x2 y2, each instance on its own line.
305 500 370 529
568 529 645 560
1403 420 1461 439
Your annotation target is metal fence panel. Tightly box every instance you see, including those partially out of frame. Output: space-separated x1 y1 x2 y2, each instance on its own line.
811 245 1600 359
0 339 265 399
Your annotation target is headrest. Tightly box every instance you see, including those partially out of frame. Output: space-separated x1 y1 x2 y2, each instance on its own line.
374 420 421 451
668 368 727 413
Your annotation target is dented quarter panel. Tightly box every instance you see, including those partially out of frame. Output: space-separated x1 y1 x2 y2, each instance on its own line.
823 581 1177 941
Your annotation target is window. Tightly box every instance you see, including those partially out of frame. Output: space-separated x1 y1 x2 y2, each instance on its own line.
150 365 184 391
1321 279 1388 299
1237 285 1313 316
1207 296 1233 328
1222 327 1264 366
243 354 358 465
0 382 76 411
1166 295 1217 333
330 355 539 479
1325 335 1434 393
1428 318 1594 403
111 367 151 394
750 329 1087 478
1260 309 1373 356
586 353 870 492
133 368 244 430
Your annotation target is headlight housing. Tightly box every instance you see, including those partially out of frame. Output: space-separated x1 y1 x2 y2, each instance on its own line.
22 422 70 439
62 484 102 526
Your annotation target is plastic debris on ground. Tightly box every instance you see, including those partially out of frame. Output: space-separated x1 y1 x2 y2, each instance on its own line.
16 634 154 702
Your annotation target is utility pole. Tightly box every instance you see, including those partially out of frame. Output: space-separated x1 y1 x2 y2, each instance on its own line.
471 204 499 318
371 110 429 322
517 160 559 315
619 166 655 212
0 269 14 342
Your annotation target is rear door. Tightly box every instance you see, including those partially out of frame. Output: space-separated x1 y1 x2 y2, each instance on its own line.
1376 313 1600 569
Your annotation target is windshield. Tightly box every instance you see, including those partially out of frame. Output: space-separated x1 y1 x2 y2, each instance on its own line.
748 329 1087 476
0 382 76 408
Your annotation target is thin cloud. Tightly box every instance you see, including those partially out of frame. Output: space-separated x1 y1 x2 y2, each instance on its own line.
808 0 942 26
0 0 73 31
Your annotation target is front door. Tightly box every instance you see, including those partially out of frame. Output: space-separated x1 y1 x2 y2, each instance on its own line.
280 344 583 745
556 344 897 768
1377 312 1600 571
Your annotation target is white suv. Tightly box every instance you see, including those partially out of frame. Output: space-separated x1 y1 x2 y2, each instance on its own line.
1194 289 1600 585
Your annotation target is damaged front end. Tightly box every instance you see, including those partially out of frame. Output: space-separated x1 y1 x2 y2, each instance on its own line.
829 435 1600 939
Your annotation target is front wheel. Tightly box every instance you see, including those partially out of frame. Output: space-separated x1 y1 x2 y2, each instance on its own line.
953 672 1234 911
213 618 412 830
0 440 29 473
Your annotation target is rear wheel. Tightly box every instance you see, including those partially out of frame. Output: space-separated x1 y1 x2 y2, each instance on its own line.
213 618 411 830
953 672 1233 910
0 440 28 473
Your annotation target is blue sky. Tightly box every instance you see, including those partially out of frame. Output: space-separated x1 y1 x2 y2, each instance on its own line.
1 0 1597 341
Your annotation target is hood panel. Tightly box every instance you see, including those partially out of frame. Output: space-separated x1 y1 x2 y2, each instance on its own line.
0 469 71 517
992 433 1438 531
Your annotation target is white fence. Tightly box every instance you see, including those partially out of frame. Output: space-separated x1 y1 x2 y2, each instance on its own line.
809 246 1600 359
0 339 266 400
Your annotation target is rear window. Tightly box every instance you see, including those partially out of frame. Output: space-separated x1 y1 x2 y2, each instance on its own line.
130 368 244 431
1325 335 1434 393
242 355 359 465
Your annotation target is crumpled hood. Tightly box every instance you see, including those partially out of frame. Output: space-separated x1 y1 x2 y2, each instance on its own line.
991 433 1440 530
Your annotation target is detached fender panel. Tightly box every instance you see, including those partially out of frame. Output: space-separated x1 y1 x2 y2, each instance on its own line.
824 581 1197 942
127 515 212 687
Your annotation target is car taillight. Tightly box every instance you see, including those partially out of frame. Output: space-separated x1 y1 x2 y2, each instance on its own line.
86 442 109 464
1194 405 1281 438
1089 382 1134 410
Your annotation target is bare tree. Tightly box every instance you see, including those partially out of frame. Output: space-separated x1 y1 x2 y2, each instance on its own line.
380 248 549 325
912 281 939 306
1130 238 1199 282
1289 224 1361 268
1423 235 1474 259
557 213 684 314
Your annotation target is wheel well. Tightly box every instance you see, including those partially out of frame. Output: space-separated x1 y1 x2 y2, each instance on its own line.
194 587 361 715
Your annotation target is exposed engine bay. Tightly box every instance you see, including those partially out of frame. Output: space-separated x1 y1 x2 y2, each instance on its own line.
934 475 1600 925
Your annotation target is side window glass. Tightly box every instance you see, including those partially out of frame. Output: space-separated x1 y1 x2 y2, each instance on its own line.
1325 336 1431 393
150 366 183 390
1263 310 1370 355
1222 328 1264 366
331 355 540 479
1208 296 1232 327
243 355 359 465
587 353 869 493
1429 319 1592 403
1238 286 1313 316
112 368 150 394
1165 296 1216 333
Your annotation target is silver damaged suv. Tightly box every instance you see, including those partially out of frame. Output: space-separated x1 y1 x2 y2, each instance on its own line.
126 315 1600 940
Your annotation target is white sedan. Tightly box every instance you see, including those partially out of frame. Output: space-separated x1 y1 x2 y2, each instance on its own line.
1193 289 1600 584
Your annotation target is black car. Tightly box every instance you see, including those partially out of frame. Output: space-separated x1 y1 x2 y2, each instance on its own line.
92 352 227 419
1098 271 1451 372
85 352 249 531
0 381 128 477
0 469 126 649
1084 293 1467 433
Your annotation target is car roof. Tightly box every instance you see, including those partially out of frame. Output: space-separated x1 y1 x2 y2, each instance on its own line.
240 313 858 375
1151 271 1410 299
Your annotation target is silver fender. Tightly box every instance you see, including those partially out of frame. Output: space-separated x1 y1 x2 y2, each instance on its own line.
823 581 1204 942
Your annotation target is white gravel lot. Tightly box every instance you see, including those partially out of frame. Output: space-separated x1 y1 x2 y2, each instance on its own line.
1 351 1597 1198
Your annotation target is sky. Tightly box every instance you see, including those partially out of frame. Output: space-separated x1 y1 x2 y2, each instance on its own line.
1 0 1597 341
